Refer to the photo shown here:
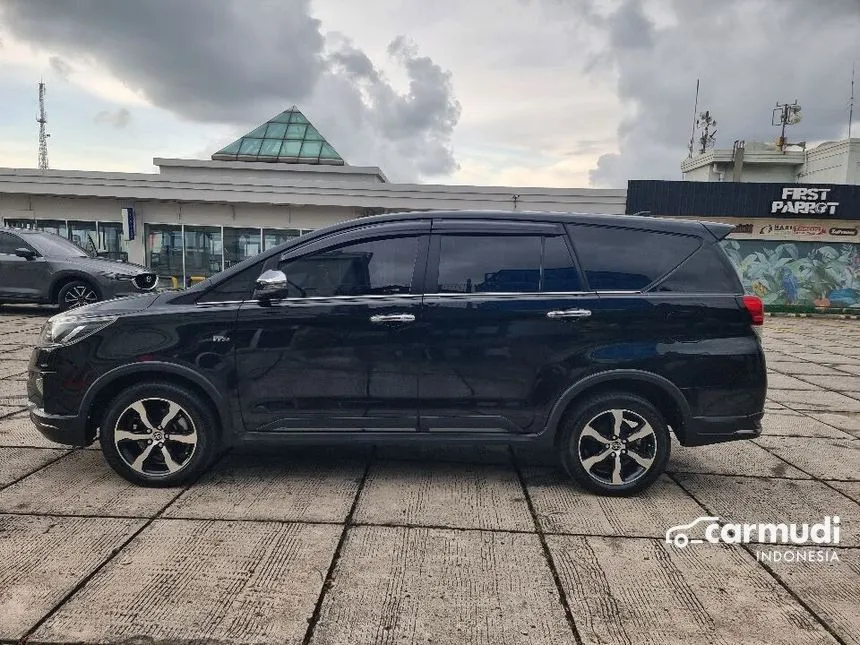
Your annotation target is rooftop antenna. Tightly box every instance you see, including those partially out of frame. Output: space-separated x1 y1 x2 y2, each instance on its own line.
696 109 717 155
849 62 855 139
687 78 700 158
772 99 802 152
37 80 49 170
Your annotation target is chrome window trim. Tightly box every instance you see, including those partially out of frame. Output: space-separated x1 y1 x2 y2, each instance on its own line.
194 290 643 306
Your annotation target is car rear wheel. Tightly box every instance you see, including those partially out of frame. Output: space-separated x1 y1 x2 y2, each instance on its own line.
58 280 99 311
559 392 670 496
100 382 218 486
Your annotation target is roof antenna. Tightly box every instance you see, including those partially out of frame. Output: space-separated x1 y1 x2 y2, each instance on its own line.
687 78 699 158
849 62 855 139
37 79 50 170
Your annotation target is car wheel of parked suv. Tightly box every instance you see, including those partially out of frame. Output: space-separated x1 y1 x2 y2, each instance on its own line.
100 382 218 486
58 280 100 311
559 392 671 497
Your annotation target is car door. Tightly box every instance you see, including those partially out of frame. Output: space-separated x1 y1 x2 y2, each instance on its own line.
417 219 600 434
0 231 48 301
234 221 430 433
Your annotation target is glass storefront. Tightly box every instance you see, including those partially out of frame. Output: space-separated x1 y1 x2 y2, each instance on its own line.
263 228 302 251
68 221 98 255
146 225 184 289
143 225 315 289
184 226 223 285
224 228 261 269
3 218 128 260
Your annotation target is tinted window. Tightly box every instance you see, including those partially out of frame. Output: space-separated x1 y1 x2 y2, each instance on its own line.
278 236 419 297
568 225 700 291
436 235 541 293
654 244 742 294
542 236 582 292
198 262 265 302
0 232 23 255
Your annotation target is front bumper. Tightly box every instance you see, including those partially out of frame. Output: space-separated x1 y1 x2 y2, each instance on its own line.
28 403 91 446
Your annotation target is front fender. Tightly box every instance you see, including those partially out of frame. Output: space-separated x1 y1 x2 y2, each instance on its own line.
80 361 232 436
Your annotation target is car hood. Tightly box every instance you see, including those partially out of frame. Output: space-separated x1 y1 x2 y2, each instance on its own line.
57 292 163 318
63 256 152 276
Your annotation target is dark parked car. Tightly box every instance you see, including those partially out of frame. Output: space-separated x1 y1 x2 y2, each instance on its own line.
0 227 158 310
27 211 767 495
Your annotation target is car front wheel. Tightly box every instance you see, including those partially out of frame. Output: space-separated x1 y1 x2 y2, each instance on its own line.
58 280 100 311
100 382 218 486
559 392 671 496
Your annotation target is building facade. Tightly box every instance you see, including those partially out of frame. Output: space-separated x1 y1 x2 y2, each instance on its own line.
627 179 860 310
0 108 626 288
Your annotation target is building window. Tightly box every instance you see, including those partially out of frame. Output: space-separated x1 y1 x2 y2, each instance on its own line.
224 227 262 269
36 219 68 238
146 224 184 289
68 221 98 255
263 228 301 251
184 225 222 285
98 222 127 261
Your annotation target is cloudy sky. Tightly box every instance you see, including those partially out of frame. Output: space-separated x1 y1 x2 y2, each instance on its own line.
0 0 858 187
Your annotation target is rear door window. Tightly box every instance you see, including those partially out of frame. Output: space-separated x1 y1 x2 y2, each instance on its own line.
435 235 542 293
567 224 700 291
433 234 582 294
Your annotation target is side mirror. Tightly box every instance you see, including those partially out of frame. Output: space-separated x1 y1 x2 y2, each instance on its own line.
254 269 288 300
15 248 36 260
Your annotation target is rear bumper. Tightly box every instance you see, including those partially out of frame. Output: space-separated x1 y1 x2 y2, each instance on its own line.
680 412 763 447
28 403 91 447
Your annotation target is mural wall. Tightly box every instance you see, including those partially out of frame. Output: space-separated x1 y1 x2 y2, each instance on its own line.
721 240 860 309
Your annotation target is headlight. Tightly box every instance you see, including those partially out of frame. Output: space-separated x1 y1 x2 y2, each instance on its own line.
100 271 133 281
39 314 117 346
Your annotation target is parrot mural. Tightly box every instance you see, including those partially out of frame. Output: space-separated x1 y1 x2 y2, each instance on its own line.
781 267 798 304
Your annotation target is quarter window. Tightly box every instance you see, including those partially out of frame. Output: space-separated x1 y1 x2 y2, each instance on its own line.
568 225 700 291
278 236 420 297
0 232 23 255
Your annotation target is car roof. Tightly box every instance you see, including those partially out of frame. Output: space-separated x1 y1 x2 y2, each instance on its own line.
301 210 728 242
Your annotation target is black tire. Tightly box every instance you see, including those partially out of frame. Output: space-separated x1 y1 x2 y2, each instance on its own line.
100 382 218 487
58 280 100 311
558 391 670 497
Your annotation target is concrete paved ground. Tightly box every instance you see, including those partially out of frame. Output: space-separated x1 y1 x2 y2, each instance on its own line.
0 308 858 644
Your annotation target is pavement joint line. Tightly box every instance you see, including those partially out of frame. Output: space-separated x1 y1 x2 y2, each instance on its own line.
510 446 585 645
17 446 235 642
751 440 860 507
774 367 860 404
300 445 374 645
762 392 860 433
667 471 851 645
0 448 74 493
666 469 815 481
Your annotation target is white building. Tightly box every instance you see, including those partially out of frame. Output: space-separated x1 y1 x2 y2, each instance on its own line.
0 107 625 288
681 138 860 185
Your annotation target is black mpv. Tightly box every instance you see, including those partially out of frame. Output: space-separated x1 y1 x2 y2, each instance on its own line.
28 211 767 496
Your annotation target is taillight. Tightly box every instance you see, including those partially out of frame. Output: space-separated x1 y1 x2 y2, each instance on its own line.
742 295 764 326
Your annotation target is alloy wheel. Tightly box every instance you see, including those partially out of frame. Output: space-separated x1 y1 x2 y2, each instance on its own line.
113 398 198 477
577 408 658 487
64 285 98 308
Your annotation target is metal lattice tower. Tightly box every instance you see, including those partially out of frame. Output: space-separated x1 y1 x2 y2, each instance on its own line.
37 81 49 170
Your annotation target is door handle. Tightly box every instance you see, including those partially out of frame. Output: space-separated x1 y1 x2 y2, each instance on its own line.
370 313 416 323
546 308 592 319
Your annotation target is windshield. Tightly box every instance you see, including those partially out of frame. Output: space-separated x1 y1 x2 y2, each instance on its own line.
27 232 93 258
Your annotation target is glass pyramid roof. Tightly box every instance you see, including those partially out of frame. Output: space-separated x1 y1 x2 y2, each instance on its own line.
211 106 345 165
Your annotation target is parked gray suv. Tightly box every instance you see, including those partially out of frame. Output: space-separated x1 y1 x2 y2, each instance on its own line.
0 227 158 310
